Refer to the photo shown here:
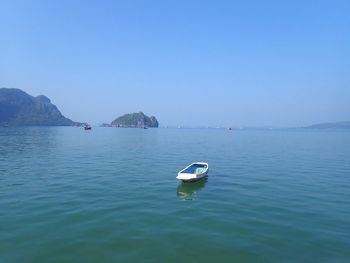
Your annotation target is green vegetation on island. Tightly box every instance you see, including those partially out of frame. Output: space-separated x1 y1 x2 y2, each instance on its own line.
111 112 159 128
0 88 82 126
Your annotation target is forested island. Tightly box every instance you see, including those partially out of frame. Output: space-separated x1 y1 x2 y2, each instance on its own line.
110 112 159 128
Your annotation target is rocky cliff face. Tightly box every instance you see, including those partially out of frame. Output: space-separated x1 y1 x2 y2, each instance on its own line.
111 112 159 128
0 88 82 126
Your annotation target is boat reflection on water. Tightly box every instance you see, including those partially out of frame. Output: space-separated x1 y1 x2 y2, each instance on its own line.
176 176 208 200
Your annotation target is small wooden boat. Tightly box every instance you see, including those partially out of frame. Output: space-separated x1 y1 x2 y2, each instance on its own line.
84 124 92 130
176 162 209 182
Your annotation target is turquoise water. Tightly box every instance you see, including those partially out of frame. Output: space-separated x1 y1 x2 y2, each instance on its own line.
1 127 349 263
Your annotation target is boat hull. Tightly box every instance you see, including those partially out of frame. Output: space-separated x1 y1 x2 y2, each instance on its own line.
179 173 208 183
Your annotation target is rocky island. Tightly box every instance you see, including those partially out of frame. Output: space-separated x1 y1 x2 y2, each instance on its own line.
111 112 159 128
0 88 82 126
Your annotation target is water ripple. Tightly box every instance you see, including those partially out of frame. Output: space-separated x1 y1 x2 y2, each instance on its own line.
0 128 349 263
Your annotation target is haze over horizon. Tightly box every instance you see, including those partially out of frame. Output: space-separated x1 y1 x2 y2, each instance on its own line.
1 0 349 127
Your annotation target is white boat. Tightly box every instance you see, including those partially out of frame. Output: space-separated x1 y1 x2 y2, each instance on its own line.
176 162 209 182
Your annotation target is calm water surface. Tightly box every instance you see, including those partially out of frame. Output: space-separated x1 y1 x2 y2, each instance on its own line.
0 127 349 263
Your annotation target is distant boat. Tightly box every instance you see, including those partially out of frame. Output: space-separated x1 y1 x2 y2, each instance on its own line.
176 162 209 182
84 124 92 130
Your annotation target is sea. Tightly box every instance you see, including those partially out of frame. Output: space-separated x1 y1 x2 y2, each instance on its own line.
0 127 349 263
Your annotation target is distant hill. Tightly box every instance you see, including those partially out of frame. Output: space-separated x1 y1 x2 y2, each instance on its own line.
111 112 159 128
0 88 82 126
303 121 350 129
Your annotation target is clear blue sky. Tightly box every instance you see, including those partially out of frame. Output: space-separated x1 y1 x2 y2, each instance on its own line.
1 0 349 127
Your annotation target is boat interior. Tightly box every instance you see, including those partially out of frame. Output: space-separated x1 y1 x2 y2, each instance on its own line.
181 164 207 174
